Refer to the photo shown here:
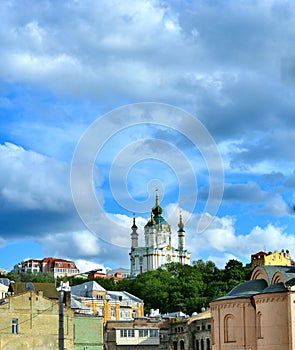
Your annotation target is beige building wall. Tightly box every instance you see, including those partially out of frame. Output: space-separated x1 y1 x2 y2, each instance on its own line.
254 292 289 350
211 266 295 350
211 298 256 350
0 291 74 350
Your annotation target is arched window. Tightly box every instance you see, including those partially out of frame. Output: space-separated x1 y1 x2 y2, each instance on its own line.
180 340 185 350
206 338 210 350
211 318 215 345
224 314 235 343
257 311 263 339
196 339 200 350
200 338 204 350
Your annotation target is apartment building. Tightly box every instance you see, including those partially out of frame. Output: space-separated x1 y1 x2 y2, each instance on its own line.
14 257 79 278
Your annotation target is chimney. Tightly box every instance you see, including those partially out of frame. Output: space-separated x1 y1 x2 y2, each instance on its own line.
64 291 71 308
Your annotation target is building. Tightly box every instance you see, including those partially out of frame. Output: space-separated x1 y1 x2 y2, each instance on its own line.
0 282 74 349
74 314 104 350
169 309 211 350
251 249 291 268
130 192 190 277
210 265 295 350
87 268 125 280
104 318 171 350
0 278 10 299
104 310 212 350
14 258 42 273
14 257 79 278
0 268 7 275
106 267 130 279
71 280 144 323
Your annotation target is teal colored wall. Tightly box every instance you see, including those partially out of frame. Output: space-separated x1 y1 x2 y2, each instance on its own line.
74 315 103 350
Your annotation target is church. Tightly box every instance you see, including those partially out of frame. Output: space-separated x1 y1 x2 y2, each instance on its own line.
129 192 190 277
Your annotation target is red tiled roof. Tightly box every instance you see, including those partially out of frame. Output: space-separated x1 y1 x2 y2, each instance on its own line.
42 257 75 263
251 251 267 258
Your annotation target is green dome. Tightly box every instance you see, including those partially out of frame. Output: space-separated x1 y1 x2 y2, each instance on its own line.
152 204 163 217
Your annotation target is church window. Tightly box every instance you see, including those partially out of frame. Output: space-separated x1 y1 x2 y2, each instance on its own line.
257 312 263 339
224 314 235 343
180 339 185 349
211 318 215 345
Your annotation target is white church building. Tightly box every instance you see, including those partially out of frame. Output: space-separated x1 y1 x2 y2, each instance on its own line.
129 192 190 277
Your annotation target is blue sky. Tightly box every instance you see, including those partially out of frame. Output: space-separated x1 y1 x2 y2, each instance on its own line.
1 0 295 272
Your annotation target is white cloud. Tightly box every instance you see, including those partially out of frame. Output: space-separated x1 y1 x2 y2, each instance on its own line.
1 1 295 272
39 231 101 258
0 142 71 211
185 211 295 265
207 253 241 269
75 259 106 274
0 237 6 248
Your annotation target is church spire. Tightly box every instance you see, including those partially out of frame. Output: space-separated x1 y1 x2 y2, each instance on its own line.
131 214 138 249
131 213 138 229
178 210 185 252
152 188 163 217
178 210 185 232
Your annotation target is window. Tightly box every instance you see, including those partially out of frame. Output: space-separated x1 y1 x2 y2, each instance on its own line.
120 330 127 337
211 318 215 345
196 339 200 350
149 329 159 338
12 318 18 334
128 329 135 337
173 341 177 350
257 312 263 339
139 329 149 337
224 314 235 343
120 329 135 338
206 338 210 350
180 339 185 350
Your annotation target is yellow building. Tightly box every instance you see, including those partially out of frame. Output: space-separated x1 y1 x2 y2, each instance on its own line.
251 249 291 268
0 282 74 350
71 281 144 324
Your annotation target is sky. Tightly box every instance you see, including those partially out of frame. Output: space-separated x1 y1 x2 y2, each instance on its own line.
1 0 295 273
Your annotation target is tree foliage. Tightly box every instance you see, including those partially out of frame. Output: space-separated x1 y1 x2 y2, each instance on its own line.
118 259 251 315
6 270 55 283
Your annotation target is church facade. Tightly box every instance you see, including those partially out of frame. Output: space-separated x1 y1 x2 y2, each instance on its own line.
129 193 190 277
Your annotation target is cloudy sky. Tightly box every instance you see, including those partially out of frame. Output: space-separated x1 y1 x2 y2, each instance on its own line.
1 0 295 273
